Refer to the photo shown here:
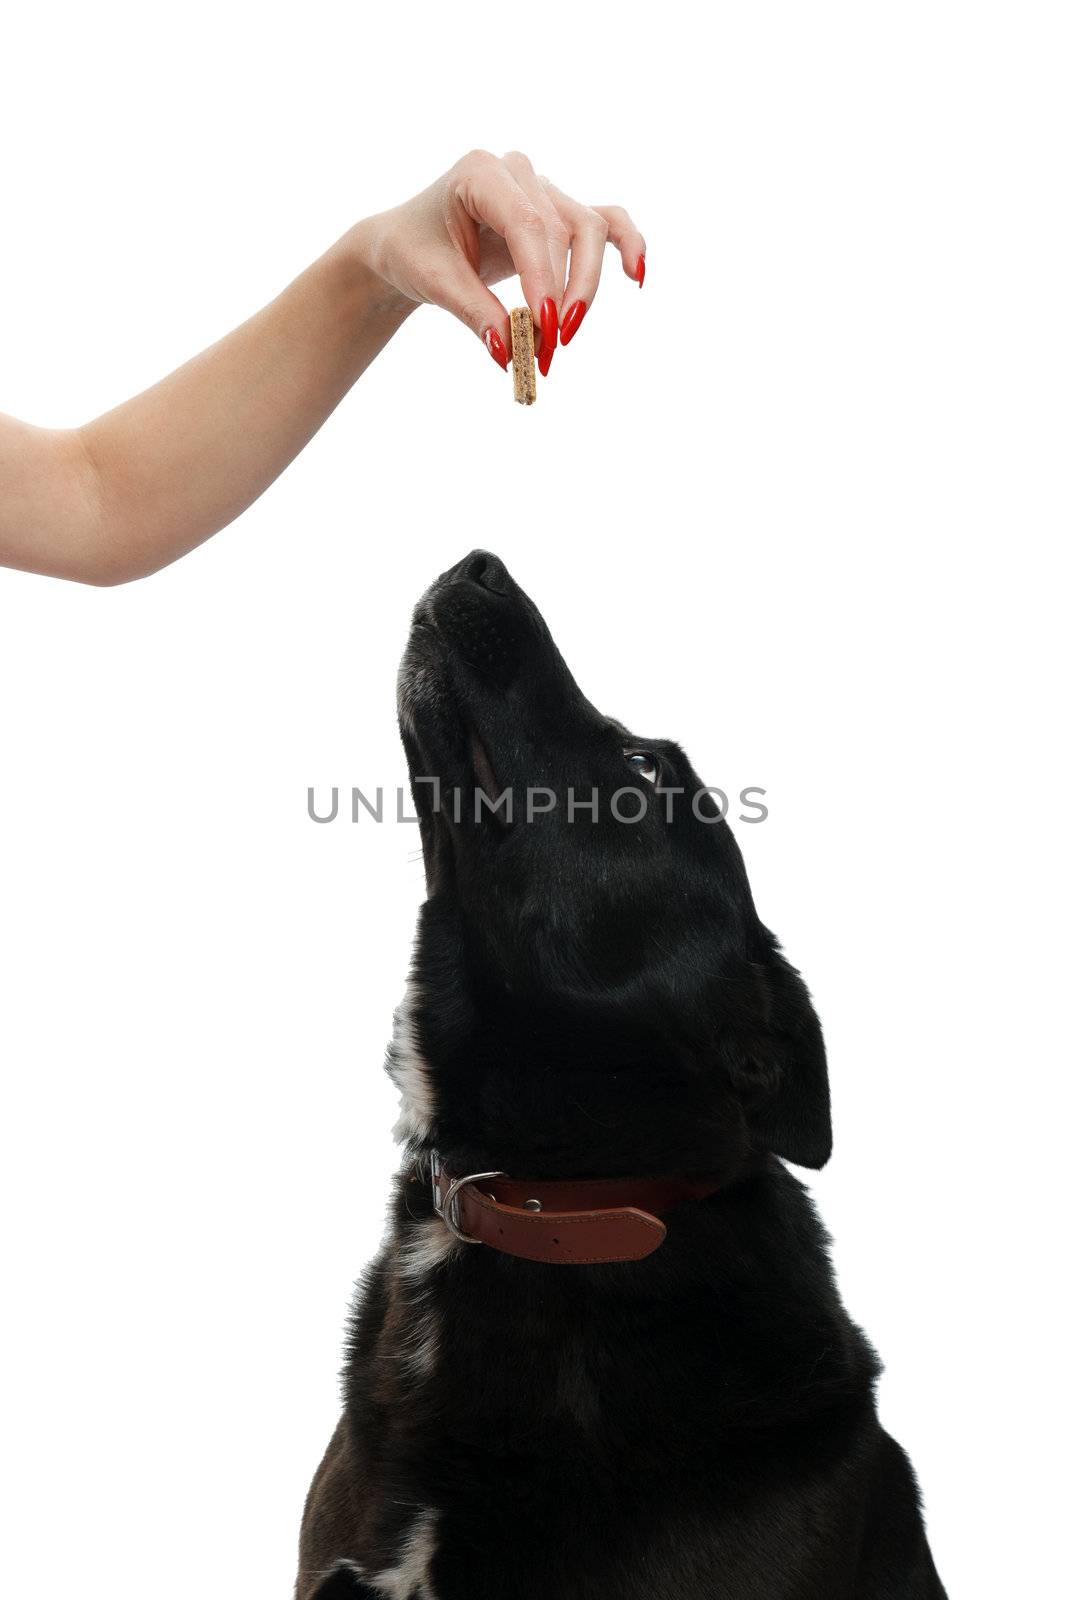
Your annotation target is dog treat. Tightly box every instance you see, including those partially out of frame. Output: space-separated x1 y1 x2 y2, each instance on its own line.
510 307 536 405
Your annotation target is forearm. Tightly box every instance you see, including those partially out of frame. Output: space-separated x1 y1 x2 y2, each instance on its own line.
3 226 413 585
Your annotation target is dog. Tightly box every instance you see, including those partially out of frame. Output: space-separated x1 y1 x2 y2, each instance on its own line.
296 550 946 1599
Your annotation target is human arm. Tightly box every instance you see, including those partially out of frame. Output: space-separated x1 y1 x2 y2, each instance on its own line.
0 151 645 585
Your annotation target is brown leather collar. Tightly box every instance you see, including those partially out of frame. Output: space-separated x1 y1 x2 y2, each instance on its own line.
430 1153 721 1265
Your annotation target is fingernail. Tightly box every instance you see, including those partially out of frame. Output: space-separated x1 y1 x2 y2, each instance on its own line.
559 300 587 347
538 342 555 378
539 297 558 354
636 253 646 288
484 328 509 371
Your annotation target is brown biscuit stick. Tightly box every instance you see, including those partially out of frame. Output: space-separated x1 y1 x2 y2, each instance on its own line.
510 307 536 405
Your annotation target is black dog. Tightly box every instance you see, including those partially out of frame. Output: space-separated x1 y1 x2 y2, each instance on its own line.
296 551 946 1599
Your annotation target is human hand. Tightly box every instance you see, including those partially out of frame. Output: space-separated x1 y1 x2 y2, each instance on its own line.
349 150 646 377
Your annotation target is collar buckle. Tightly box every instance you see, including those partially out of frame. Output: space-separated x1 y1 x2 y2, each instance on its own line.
430 1152 505 1246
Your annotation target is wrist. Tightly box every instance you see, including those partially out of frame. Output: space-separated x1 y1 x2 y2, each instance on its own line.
332 216 415 324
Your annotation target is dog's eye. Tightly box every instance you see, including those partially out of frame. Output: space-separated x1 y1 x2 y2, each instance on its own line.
625 751 658 783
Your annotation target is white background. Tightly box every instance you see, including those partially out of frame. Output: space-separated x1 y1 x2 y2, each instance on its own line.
1 3 1063 1594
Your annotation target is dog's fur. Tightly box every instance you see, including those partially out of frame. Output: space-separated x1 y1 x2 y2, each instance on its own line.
296 552 946 1599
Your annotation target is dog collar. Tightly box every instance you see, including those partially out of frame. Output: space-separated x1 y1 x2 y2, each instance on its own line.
429 1152 722 1265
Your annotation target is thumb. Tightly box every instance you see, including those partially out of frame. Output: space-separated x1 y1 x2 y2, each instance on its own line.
429 257 511 363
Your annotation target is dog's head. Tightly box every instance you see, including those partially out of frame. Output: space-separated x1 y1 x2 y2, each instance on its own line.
396 551 829 1177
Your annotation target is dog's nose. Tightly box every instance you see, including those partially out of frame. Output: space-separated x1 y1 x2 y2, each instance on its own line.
453 549 512 596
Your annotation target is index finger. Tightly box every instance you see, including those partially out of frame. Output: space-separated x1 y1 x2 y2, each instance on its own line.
451 157 558 332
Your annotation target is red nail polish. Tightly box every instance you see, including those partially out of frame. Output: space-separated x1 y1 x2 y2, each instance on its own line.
636 253 646 288
484 328 508 371
539 297 558 353
537 341 555 378
559 300 587 347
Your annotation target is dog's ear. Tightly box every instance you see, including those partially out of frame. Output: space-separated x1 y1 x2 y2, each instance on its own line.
726 941 831 1169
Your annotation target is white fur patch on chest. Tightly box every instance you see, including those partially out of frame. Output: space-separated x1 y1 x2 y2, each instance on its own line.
387 982 435 1146
369 1509 440 1599
398 1215 461 1283
392 1217 459 1377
